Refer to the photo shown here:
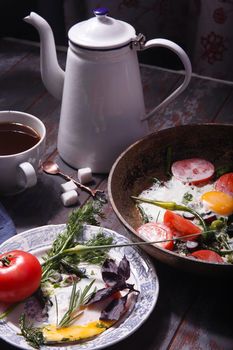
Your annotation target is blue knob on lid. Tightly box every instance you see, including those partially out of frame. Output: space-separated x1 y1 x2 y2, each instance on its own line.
93 7 109 16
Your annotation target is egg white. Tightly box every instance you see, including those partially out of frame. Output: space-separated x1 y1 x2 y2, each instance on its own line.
139 177 216 223
46 264 106 326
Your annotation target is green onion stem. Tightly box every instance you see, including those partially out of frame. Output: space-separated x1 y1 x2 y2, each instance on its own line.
0 302 20 320
131 196 207 231
219 249 233 255
41 230 218 270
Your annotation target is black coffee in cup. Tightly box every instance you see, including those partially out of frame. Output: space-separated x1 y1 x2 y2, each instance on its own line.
0 122 40 155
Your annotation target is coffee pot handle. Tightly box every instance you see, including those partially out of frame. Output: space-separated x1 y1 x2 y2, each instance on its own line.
140 38 192 120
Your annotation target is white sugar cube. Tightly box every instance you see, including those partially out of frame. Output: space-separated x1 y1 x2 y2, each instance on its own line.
61 190 79 207
77 167 92 184
61 180 78 193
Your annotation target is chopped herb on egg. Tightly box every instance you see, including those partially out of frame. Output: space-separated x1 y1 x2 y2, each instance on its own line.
182 192 193 204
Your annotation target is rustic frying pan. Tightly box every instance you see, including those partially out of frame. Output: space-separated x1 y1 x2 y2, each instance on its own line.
108 124 233 276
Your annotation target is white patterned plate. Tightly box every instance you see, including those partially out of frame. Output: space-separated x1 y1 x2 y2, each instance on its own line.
0 224 159 350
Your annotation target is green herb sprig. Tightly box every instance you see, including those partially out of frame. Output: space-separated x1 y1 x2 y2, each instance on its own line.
58 279 95 328
19 314 44 349
42 201 104 282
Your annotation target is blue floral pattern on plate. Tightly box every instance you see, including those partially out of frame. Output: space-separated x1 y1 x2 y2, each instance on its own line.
0 224 159 350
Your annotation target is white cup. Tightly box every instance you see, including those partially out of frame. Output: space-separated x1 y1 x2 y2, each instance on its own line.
0 110 46 195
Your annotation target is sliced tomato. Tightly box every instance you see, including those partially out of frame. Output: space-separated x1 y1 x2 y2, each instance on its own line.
136 222 174 250
191 250 224 263
215 172 233 197
163 210 202 240
171 158 215 184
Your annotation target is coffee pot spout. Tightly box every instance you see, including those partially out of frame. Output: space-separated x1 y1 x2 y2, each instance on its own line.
24 12 64 100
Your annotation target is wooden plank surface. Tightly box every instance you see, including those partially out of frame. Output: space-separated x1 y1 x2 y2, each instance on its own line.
0 39 233 350
148 75 233 130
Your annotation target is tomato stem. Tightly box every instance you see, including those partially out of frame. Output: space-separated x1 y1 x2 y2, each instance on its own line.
0 256 11 267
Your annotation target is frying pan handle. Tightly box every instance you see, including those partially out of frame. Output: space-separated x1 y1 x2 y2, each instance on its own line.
140 38 192 120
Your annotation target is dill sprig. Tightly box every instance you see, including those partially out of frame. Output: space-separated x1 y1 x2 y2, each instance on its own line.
47 200 104 257
58 279 96 328
19 314 44 349
41 201 104 282
79 231 113 264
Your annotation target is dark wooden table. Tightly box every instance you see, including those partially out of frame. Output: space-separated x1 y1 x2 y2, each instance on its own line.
0 38 233 350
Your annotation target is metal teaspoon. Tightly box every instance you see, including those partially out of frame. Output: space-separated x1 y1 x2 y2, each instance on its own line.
41 160 105 200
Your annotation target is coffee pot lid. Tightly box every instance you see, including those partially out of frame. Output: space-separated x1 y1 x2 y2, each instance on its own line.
68 7 136 49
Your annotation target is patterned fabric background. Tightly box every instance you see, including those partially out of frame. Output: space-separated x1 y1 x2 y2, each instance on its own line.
1 0 233 81
63 0 233 81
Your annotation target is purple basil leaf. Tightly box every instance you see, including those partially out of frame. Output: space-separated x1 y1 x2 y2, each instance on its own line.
126 283 140 293
117 255 130 281
102 258 118 274
86 256 136 307
101 258 121 286
85 281 126 305
102 271 123 286
100 294 128 321
85 286 116 305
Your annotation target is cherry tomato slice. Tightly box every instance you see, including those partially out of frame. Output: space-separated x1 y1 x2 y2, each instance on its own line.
171 158 215 184
215 172 233 197
191 250 224 263
0 250 42 303
163 210 202 240
136 222 174 250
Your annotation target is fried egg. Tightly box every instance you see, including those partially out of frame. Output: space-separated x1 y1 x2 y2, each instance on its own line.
43 264 114 344
201 191 233 216
139 175 233 224
139 177 213 223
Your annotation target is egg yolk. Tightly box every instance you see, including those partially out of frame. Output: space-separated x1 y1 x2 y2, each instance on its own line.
201 191 233 216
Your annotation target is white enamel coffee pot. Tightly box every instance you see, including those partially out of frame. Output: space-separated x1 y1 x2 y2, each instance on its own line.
24 7 192 173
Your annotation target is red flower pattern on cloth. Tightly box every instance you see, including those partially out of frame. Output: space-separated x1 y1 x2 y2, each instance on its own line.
84 0 233 80
201 31 227 64
213 7 227 23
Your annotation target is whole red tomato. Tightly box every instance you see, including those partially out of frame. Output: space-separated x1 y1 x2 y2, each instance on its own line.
0 250 42 303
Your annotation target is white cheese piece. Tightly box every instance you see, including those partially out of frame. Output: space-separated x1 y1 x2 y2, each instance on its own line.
61 190 78 207
77 167 92 184
60 180 78 193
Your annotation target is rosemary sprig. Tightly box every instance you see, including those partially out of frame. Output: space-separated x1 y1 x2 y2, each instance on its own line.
131 196 207 231
58 279 96 328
